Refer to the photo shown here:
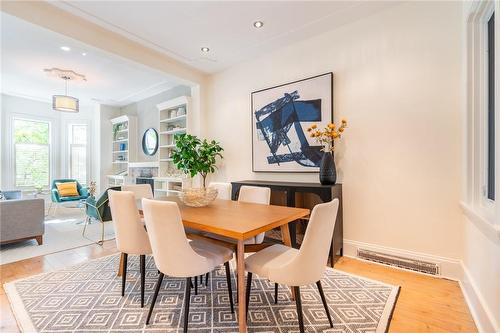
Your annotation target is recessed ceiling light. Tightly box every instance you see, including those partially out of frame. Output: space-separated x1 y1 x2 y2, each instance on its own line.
201 47 210 53
253 21 264 28
60 46 71 52
81 52 87 56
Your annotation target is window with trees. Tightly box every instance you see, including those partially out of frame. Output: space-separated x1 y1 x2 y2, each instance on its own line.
69 124 88 185
14 118 51 188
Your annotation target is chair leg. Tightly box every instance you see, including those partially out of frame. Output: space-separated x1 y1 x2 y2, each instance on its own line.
316 280 333 328
183 277 192 333
294 286 305 333
275 283 279 304
194 276 198 295
245 272 253 319
224 262 234 313
121 253 128 296
205 272 209 285
140 255 146 308
146 272 164 325
82 216 89 236
98 221 105 245
199 274 203 285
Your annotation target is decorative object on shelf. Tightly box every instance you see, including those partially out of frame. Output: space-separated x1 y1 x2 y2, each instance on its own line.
44 68 86 113
171 134 223 207
307 119 348 185
177 106 186 116
113 124 119 140
179 187 218 207
142 128 159 156
252 72 333 172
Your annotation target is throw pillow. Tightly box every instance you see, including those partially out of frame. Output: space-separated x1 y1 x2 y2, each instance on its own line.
56 182 79 197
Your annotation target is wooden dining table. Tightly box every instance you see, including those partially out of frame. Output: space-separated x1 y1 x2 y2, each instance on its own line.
125 196 309 333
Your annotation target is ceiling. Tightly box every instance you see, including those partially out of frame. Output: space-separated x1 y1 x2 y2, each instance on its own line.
0 12 183 107
52 1 397 73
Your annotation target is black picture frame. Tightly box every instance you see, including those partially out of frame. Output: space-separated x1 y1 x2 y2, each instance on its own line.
251 72 334 173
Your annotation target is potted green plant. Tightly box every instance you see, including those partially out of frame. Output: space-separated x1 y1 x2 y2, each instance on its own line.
171 133 223 206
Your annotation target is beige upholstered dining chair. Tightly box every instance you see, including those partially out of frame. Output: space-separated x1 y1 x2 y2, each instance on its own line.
203 185 270 246
208 181 232 200
244 199 340 333
108 190 152 308
121 184 153 200
237 186 271 244
141 198 235 332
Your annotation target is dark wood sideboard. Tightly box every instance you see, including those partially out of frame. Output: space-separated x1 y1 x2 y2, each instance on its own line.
231 180 343 267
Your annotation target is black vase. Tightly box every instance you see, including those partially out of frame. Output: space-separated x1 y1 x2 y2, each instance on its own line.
319 152 337 185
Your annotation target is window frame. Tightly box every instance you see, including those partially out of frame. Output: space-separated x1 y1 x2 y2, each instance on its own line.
68 123 89 185
464 1 498 229
11 116 52 189
486 12 495 201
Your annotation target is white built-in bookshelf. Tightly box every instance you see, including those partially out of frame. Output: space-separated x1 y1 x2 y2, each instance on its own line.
153 96 191 196
107 115 137 187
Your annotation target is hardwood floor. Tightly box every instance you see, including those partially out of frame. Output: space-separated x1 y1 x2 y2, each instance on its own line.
0 241 477 333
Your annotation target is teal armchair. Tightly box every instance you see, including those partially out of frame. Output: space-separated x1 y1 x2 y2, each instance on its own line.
48 179 89 216
50 179 89 203
83 187 120 244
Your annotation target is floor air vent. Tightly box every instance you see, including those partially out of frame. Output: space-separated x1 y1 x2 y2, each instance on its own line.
357 249 440 275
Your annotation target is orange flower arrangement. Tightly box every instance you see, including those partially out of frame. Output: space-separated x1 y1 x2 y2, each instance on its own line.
307 119 347 152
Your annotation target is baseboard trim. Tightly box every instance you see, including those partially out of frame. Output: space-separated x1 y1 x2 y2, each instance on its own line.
459 262 499 333
343 239 498 333
343 239 463 280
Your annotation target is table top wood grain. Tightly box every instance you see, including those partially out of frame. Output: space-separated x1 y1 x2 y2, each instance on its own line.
138 196 310 240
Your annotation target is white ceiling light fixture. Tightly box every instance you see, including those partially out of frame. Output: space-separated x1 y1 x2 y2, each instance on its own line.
81 52 87 56
201 47 210 52
60 46 71 51
44 68 86 113
253 21 264 28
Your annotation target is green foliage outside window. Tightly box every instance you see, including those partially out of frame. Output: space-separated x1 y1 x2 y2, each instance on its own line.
14 119 50 188
14 119 49 144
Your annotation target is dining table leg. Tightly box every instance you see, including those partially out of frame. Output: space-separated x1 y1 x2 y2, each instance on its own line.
117 253 125 277
280 223 292 247
236 240 246 333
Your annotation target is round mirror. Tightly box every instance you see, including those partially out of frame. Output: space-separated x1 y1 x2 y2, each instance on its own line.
142 128 158 156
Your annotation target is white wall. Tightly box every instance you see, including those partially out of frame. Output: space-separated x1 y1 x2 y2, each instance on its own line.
119 85 191 162
462 220 500 332
0 93 96 189
206 2 464 260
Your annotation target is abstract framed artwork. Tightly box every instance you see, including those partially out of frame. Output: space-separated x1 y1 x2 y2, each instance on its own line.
252 72 333 172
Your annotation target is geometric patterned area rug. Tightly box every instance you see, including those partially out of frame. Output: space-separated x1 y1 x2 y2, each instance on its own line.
4 254 400 333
